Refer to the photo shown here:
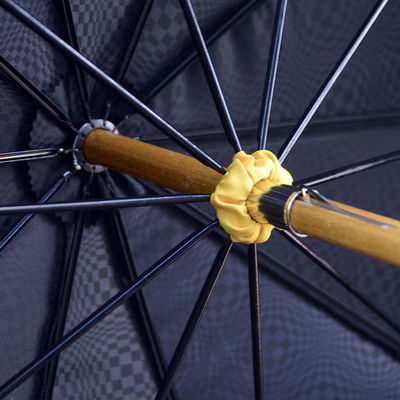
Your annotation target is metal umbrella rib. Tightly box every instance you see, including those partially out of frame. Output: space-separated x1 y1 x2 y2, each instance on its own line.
0 171 73 253
248 243 264 400
0 148 65 164
102 172 177 400
0 221 219 398
0 54 76 133
258 0 288 150
277 0 389 164
140 180 400 355
104 0 155 119
40 209 86 400
155 240 233 400
144 0 262 103
0 0 224 173
60 0 91 121
0 0 399 398
279 230 400 337
0 194 210 215
295 149 400 186
180 0 242 153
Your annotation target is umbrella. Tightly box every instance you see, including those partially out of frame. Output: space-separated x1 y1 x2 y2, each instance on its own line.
0 0 400 399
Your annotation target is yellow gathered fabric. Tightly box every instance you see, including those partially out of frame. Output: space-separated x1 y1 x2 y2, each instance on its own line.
210 150 293 243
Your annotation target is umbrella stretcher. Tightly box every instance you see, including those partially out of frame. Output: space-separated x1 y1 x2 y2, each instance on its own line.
83 128 400 267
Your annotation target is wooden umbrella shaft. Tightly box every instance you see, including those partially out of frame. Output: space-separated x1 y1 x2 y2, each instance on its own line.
290 198 400 266
84 129 222 194
83 129 400 267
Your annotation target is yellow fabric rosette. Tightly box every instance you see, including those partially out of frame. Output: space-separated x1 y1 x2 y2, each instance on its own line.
210 150 292 243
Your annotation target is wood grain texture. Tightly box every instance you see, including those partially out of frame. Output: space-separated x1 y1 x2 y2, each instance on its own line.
290 198 400 267
84 129 400 266
83 129 222 194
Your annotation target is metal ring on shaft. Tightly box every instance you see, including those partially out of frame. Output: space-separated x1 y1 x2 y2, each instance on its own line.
73 119 119 173
285 190 308 238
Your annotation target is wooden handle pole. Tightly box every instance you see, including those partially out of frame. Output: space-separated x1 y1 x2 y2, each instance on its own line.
83 129 400 267
84 129 222 194
290 199 400 267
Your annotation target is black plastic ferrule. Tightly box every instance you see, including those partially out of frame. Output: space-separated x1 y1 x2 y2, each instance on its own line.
258 184 298 229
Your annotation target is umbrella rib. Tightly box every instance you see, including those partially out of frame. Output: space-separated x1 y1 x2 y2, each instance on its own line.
0 148 66 164
144 0 261 103
116 0 262 131
140 181 400 354
260 248 400 352
277 0 389 164
258 0 288 150
1 1 394 396
143 113 400 146
103 0 155 118
248 243 264 400
107 209 177 400
103 173 176 400
60 0 91 120
40 208 86 400
0 194 210 215
155 241 233 400
294 149 400 187
116 0 154 84
280 230 400 337
0 221 219 398
0 54 76 133
0 171 73 253
179 0 242 153
0 0 223 173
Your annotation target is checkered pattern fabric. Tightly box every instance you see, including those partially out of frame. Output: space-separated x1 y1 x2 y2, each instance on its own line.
1 0 400 399
122 0 400 140
53 220 157 400
0 0 64 94
124 0 246 95
121 195 400 399
69 0 145 95
0 76 37 239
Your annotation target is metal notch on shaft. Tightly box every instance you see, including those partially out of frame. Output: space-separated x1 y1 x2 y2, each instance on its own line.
73 119 119 173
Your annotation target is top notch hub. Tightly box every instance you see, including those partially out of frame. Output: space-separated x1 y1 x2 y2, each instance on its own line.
73 119 119 173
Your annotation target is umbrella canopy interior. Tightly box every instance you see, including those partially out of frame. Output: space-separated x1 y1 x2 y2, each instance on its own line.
0 0 400 399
